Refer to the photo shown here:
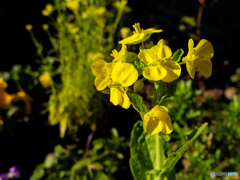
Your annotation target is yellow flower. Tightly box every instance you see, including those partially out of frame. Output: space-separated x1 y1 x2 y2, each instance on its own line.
91 59 113 91
111 44 137 63
42 24 49 30
183 38 214 79
65 0 80 10
25 24 33 31
138 40 181 82
143 105 173 135
39 72 51 88
0 91 14 110
42 3 55 16
119 23 162 45
12 91 32 114
110 61 138 109
0 78 8 90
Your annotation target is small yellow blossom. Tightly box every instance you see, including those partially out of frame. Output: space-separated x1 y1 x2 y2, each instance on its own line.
109 61 138 109
138 39 181 82
111 44 137 63
42 24 49 30
25 24 33 31
42 3 55 16
120 27 132 39
65 0 80 10
119 23 162 45
39 72 51 88
143 105 173 135
183 38 214 79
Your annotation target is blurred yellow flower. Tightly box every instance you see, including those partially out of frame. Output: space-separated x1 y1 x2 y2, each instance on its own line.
42 3 55 16
0 91 14 110
42 24 49 30
109 61 138 109
25 24 33 31
119 23 162 45
11 91 32 114
0 78 32 114
138 39 181 82
143 105 173 135
183 38 214 79
39 72 51 88
65 0 80 10
120 27 132 39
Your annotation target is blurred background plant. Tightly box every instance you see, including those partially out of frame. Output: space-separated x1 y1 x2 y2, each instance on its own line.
0 0 240 179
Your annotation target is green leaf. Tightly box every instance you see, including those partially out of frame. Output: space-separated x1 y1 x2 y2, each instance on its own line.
30 164 45 180
93 171 110 180
71 158 91 176
7 107 19 117
54 144 64 157
111 127 119 140
172 49 184 63
159 122 208 179
44 153 57 169
127 91 149 120
130 121 154 180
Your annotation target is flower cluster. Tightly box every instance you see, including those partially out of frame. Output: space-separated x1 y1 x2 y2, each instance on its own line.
91 23 214 135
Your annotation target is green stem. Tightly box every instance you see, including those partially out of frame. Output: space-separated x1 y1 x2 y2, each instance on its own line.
179 62 186 65
156 133 164 180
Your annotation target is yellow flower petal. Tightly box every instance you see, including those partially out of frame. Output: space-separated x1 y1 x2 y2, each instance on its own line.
91 59 107 77
143 105 172 135
161 61 181 82
185 59 195 79
118 33 145 45
138 48 156 65
110 87 130 109
194 59 212 78
94 73 110 91
143 66 167 81
110 88 119 106
152 40 172 59
194 39 214 59
111 62 138 87
188 38 194 57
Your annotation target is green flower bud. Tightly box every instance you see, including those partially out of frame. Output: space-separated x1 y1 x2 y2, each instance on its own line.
134 79 144 92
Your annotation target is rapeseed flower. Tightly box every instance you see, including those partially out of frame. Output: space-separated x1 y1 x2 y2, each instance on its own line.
143 105 173 135
91 59 114 91
39 72 51 88
11 91 32 114
119 23 162 45
109 61 138 109
42 4 55 16
182 38 214 79
65 0 80 10
138 40 181 82
111 44 137 63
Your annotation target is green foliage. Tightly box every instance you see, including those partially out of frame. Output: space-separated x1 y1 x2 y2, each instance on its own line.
130 121 208 180
129 121 153 180
30 128 128 180
127 91 149 120
159 123 208 179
